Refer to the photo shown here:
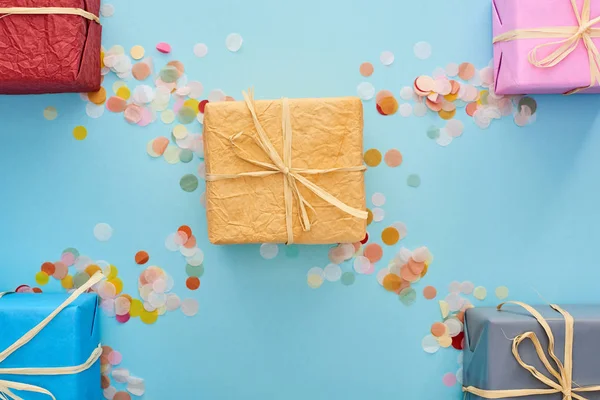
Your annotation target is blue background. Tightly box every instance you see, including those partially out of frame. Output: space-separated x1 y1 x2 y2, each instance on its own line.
2 0 600 399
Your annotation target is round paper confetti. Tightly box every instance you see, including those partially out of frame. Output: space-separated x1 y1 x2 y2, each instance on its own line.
442 373 457 387
456 368 464 385
381 227 400 245
363 149 382 167
186 277 201 290
35 271 49 285
399 287 416 306
193 43 208 58
474 286 487 300
458 62 476 81
135 251 149 265
307 274 324 289
340 272 355 286
407 174 421 188
399 103 412 117
181 298 199 316
431 322 447 337
400 86 413 100
323 264 342 282
413 41 432 60
495 286 509 300
357 82 375 100
422 334 440 354
353 256 371 274
372 207 385 222
461 281 475 295
438 335 452 348
380 51 394 66
359 62 374 77
130 45 145 60
100 4 114 17
392 222 408 240
423 286 437 300
86 103 104 118
180 174 199 192
371 192 385 207
226 33 243 52
94 223 113 241
260 243 278 259
446 63 459 77
156 42 171 54
72 126 87 140
363 243 383 263
384 149 402 167
43 106 58 120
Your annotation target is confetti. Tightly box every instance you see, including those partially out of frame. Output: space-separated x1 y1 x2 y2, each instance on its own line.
100 4 114 17
372 207 385 222
134 251 149 265
380 51 394 66
156 42 171 54
381 227 400 245
357 82 375 100
423 286 437 300
399 287 416 306
193 43 208 58
94 223 113 242
130 45 145 60
323 264 342 282
359 62 374 77
226 33 243 52
341 272 355 286
363 149 382 167
260 243 278 259
72 126 87 140
422 334 440 354
413 41 432 60
180 174 199 192
473 286 487 300
495 286 509 300
442 372 457 387
407 174 421 187
43 106 58 120
181 298 199 316
186 277 201 290
384 149 402 167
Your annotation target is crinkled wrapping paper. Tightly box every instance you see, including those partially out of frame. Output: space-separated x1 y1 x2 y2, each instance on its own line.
0 293 101 400
0 0 101 94
203 97 366 245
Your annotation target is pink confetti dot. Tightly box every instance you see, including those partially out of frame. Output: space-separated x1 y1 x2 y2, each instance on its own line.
442 372 457 387
156 42 171 54
61 252 75 266
108 350 122 366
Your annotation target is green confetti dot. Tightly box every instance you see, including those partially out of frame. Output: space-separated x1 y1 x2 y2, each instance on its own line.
159 66 180 83
180 149 193 163
177 107 196 124
427 126 440 139
399 287 416 306
341 272 355 286
285 245 299 258
407 174 421 188
73 272 90 288
186 263 204 278
180 174 199 192
62 247 80 258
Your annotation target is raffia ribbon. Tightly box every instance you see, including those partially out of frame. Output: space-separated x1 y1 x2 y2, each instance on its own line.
0 271 104 400
463 301 600 399
493 0 600 94
205 89 368 244
0 7 100 23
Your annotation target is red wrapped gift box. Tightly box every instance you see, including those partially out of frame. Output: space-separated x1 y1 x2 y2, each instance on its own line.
0 0 101 94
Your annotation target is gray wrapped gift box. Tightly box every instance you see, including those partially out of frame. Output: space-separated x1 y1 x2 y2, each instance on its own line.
463 304 600 400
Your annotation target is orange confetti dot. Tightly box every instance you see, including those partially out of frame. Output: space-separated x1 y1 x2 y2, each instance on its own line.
378 96 398 115
135 251 149 265
106 96 127 113
88 87 107 105
458 62 476 81
384 149 402 167
132 62 151 81
382 274 402 292
152 137 169 155
32 287 42 293
120 293 133 302
466 102 479 116
40 262 55 276
183 235 197 248
359 62 374 77
423 285 437 300
178 225 192 238
167 60 185 76
431 322 447 337
101 375 110 389
363 243 383 263
85 264 101 276
457 311 465 323
186 276 200 290
113 392 131 400
363 149 382 167
381 227 400 245
108 277 123 294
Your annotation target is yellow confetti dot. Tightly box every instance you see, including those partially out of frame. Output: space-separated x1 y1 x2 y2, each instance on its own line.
421 263 429 278
474 286 487 300
439 300 450 318
61 275 74 289
381 227 400 245
116 86 131 100
100 51 105 68
129 299 143 318
43 106 58 120
495 286 509 300
367 208 373 225
140 309 159 324
105 265 118 280
108 277 123 294
307 274 323 289
85 264 101 276
438 109 456 120
161 110 176 124
130 45 145 60
35 271 49 285
444 93 458 102
364 149 382 167
173 124 188 139
183 99 200 115
72 126 87 141
438 335 452 348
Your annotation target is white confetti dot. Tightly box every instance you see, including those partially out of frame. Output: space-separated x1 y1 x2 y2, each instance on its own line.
413 41 432 60
376 267 389 285
413 103 428 117
371 192 386 207
100 4 114 17
372 207 385 222
357 82 375 100
436 128 453 147
353 256 371 274
127 377 145 396
391 222 408 240
226 33 243 52
445 63 459 77
432 67 446 79
400 86 414 100
93 223 113 242
422 334 440 354
460 281 475 294
307 267 325 279
446 119 464 138
193 43 208 58
380 51 394 66
181 298 199 316
86 103 105 119
187 81 204 98
186 250 204 266
456 368 464 385
208 89 226 102
103 386 117 400
399 103 413 117
260 243 278 259
166 294 181 311
445 293 465 312
323 264 342 282
112 368 129 383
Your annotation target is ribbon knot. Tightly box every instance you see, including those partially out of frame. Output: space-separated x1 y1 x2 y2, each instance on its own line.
493 0 600 94
463 301 600 400
205 89 368 244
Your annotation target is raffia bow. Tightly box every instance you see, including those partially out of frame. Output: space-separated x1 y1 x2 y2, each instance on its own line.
0 272 104 400
463 301 600 400
493 0 600 94
205 89 368 244
0 7 99 23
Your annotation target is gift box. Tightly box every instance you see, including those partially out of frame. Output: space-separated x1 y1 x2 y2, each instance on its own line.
493 0 600 94
463 303 600 399
203 91 367 244
0 292 101 400
0 0 102 94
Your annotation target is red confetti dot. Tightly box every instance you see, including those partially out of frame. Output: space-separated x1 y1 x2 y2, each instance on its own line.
199 100 209 113
452 331 465 350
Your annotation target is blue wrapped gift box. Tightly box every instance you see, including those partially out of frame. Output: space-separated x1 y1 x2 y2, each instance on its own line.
0 293 101 400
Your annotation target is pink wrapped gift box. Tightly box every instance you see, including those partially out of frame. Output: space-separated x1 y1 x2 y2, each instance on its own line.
493 0 600 94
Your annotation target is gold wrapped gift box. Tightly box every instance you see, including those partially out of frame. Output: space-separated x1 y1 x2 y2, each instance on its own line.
203 91 367 244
